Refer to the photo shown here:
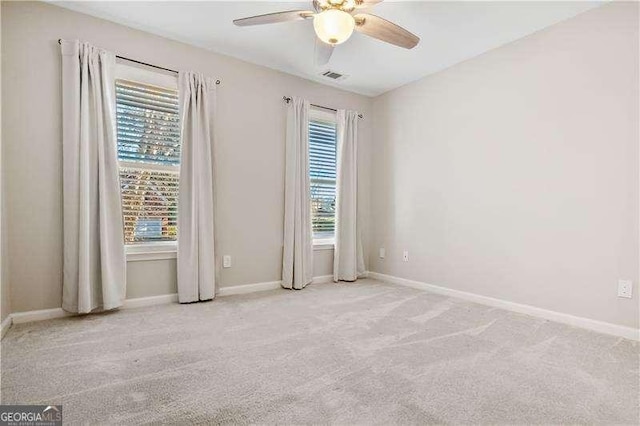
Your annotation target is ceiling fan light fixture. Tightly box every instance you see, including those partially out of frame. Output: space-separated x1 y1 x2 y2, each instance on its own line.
343 0 357 10
313 9 355 45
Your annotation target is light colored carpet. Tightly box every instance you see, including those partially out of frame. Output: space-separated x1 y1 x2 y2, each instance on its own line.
1 279 638 424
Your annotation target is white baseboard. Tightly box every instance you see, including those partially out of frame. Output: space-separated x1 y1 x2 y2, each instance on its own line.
10 293 179 326
217 274 338 296
312 274 334 284
11 307 74 324
122 293 178 309
368 272 640 341
310 272 370 284
1 315 12 339
217 280 282 296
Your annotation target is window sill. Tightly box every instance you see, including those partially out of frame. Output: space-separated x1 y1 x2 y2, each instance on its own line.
313 240 335 251
125 241 334 261
126 242 177 262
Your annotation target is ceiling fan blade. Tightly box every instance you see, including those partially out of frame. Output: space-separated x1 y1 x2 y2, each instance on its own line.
354 13 419 49
315 38 334 66
354 0 384 9
233 10 314 27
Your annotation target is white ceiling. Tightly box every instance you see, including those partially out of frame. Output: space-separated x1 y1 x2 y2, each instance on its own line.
54 1 603 97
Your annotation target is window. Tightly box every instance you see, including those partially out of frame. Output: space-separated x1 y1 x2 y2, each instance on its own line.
309 110 337 244
115 65 180 246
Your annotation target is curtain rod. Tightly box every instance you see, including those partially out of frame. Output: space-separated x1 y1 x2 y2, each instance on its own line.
283 96 363 119
57 39 220 85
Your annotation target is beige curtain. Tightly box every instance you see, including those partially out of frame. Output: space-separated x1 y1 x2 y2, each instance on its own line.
282 97 313 289
334 110 365 282
177 72 217 303
60 40 126 313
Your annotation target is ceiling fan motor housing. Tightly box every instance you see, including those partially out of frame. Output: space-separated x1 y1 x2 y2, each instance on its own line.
318 0 357 13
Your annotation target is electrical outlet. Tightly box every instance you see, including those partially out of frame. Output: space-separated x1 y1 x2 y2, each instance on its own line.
618 280 632 298
379 248 385 259
223 255 232 268
403 250 409 262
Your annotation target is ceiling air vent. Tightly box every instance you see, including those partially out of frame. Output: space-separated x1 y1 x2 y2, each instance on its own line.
321 70 347 81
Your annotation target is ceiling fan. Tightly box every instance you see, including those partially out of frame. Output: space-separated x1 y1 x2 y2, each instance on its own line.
233 0 420 66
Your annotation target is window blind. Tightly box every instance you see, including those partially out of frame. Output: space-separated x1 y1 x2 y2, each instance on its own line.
116 79 181 244
309 120 337 239
116 80 181 165
120 168 179 243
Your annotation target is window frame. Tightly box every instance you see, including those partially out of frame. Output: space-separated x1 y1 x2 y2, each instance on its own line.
115 62 180 259
309 107 338 248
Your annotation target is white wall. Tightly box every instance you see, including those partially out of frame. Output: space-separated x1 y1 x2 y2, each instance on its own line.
370 1 639 329
1 1 372 313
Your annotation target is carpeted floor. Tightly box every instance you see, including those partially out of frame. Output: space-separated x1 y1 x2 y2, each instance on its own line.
1 278 638 424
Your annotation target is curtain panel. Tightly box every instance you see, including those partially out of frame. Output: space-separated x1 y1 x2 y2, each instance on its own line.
282 97 314 289
60 40 126 313
177 71 217 303
334 110 365 282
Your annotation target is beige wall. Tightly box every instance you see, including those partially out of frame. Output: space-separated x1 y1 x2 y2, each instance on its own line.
125 260 177 300
0 1 9 323
1 1 373 313
370 2 639 329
